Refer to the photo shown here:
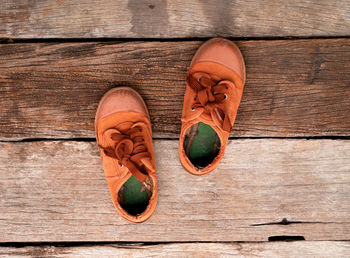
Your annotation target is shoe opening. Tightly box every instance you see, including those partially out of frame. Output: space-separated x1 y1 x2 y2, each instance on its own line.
183 122 221 169
118 175 153 216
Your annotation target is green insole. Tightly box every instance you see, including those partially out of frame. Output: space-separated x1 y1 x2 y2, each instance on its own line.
121 175 149 215
189 122 217 167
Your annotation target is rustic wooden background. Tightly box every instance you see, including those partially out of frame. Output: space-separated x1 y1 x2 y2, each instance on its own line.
1 0 350 257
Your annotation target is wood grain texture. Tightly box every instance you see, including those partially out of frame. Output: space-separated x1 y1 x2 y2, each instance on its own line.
1 139 349 242
1 242 350 257
1 39 350 140
1 0 350 38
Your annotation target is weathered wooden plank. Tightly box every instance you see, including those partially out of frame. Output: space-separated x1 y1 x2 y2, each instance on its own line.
1 39 350 140
1 242 350 257
1 0 350 38
0 139 349 242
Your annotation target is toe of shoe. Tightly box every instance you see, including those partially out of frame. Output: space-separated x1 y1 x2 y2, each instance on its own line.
190 38 245 81
95 87 149 122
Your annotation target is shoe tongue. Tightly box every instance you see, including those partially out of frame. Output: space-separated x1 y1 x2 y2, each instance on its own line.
117 121 134 132
140 158 155 174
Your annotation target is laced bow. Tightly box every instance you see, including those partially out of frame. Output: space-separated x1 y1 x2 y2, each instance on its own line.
98 122 154 182
184 71 236 132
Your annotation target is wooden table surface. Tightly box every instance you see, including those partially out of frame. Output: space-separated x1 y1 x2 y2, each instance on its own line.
1 0 350 257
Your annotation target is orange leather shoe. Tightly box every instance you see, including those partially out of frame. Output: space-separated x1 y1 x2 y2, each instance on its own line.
95 87 157 223
179 38 246 175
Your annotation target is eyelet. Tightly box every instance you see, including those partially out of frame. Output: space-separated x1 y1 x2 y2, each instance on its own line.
224 94 228 100
191 107 195 111
197 77 201 82
120 164 124 168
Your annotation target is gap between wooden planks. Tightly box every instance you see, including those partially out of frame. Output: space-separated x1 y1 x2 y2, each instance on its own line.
1 0 350 38
0 39 350 140
0 139 349 242
1 242 350 257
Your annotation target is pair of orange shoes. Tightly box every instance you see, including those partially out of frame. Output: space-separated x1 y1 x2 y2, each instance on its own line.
95 38 245 223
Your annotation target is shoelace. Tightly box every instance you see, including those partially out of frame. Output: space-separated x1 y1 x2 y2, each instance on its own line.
98 121 155 182
183 71 236 132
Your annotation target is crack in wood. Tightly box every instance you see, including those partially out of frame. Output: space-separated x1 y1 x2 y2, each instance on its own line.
2 241 350 257
268 235 305 241
2 136 350 143
251 218 334 226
